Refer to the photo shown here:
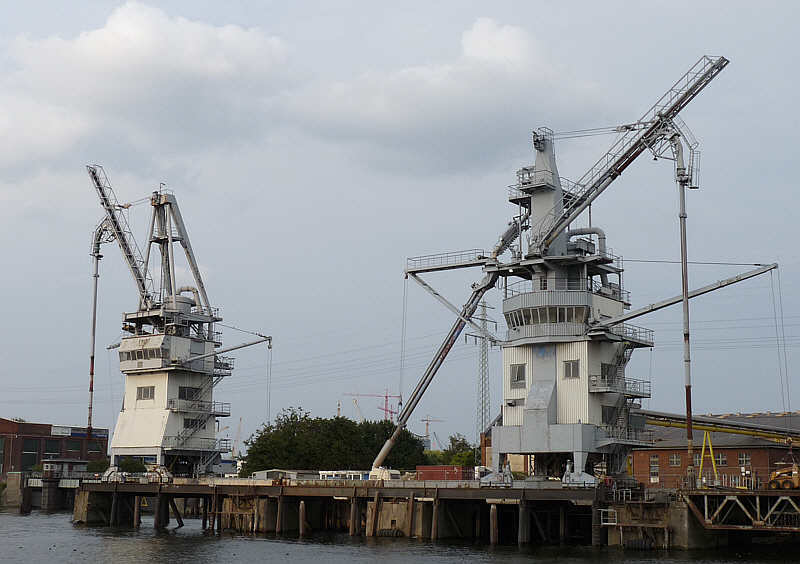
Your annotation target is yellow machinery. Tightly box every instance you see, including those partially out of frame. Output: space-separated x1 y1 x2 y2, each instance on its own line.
768 463 800 490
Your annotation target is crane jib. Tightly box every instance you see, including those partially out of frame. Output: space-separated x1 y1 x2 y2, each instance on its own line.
540 56 728 251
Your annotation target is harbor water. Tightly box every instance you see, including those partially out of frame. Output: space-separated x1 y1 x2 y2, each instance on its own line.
0 509 795 563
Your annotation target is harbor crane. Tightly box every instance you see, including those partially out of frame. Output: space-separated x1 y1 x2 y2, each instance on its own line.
372 56 779 480
87 165 271 476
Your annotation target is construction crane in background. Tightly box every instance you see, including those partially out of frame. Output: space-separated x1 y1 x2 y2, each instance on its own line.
433 432 445 451
351 398 365 422
232 417 243 459
421 415 444 450
344 391 401 421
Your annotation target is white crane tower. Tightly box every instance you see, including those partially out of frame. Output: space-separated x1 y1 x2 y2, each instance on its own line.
87 166 270 476
372 56 780 483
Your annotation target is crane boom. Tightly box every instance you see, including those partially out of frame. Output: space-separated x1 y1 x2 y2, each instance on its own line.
87 165 155 308
532 55 729 254
372 216 525 469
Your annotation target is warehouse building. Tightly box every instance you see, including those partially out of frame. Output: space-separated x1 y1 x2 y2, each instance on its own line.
631 412 800 489
0 417 108 480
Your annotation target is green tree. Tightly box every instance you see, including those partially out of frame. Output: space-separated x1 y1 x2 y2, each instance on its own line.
118 457 147 473
87 458 110 473
241 407 427 476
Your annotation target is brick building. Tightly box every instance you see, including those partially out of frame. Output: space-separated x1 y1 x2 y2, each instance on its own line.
631 412 800 489
0 418 108 480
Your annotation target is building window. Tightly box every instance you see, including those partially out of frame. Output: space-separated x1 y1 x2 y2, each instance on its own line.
601 363 615 381
510 364 526 389
66 439 82 452
179 386 201 401
540 277 548 290
183 418 206 430
0 437 4 474
693 453 701 467
136 386 155 400
738 452 751 467
564 360 580 379
714 452 727 466
669 453 681 467
45 439 61 457
649 454 659 483
88 439 103 453
21 439 40 471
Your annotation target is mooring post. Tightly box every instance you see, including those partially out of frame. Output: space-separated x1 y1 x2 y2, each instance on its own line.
431 499 439 540
133 496 141 529
518 501 530 546
299 500 307 538
489 503 499 545
349 495 358 536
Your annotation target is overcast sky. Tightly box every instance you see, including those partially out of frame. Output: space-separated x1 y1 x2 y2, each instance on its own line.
1 1 797 449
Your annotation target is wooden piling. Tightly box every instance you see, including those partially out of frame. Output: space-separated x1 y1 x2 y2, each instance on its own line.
276 496 284 534
201 497 208 530
559 504 566 544
169 497 185 528
349 496 358 536
154 494 163 530
215 494 222 532
518 501 530 546
133 496 141 529
299 500 307 538
489 503 499 545
431 499 439 540
110 491 118 527
405 493 415 538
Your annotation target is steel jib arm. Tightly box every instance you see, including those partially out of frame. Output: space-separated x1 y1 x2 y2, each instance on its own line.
371 275 496 469
372 217 524 468
87 165 154 307
537 56 729 251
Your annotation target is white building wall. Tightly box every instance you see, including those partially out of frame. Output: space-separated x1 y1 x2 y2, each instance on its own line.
502 344 534 427
556 341 591 424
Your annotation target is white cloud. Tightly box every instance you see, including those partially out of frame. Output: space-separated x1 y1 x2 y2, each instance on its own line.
0 2 288 170
280 17 601 172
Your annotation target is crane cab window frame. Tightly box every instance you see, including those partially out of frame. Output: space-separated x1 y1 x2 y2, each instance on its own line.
563 360 580 379
510 364 526 389
136 386 155 401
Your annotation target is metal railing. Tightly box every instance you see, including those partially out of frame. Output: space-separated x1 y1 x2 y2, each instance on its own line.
607 323 654 345
406 249 486 271
506 277 629 303
589 375 652 397
162 436 231 451
214 356 234 376
167 398 231 415
600 425 654 444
